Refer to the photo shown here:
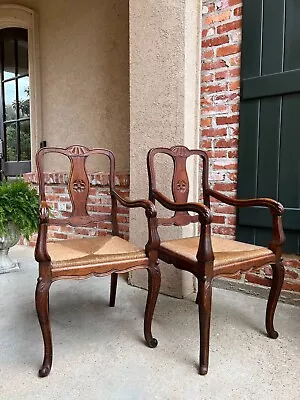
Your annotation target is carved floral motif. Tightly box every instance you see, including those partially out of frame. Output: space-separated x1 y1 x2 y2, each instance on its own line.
176 180 187 193
72 180 86 192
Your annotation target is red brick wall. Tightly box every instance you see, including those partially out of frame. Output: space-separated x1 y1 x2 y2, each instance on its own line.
24 172 129 245
200 0 300 296
201 0 242 239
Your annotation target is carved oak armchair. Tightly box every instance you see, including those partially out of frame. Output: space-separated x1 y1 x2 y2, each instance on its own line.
34 145 160 377
147 146 285 375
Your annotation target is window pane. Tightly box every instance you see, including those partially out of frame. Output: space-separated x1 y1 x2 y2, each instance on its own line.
17 40 28 75
18 76 30 118
5 122 17 161
4 80 16 120
3 39 15 79
20 120 30 161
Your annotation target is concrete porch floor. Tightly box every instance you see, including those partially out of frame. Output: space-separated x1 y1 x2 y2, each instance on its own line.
0 246 299 400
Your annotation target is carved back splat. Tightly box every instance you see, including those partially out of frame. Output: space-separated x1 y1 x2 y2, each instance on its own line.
36 145 118 231
147 146 210 226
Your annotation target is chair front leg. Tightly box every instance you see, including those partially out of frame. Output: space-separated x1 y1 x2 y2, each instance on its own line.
144 261 161 348
197 275 212 375
266 260 285 338
35 277 52 377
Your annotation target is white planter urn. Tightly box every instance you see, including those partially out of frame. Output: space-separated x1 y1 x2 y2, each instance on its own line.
0 222 20 274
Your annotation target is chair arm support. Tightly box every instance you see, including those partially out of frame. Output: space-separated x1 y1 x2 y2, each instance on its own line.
153 189 212 224
111 190 160 255
268 214 285 253
35 201 51 263
207 189 284 216
39 201 50 223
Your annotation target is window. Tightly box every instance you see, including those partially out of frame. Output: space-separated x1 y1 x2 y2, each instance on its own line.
0 4 42 179
0 28 30 178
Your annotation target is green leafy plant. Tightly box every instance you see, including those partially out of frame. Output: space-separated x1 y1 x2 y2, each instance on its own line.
0 178 39 240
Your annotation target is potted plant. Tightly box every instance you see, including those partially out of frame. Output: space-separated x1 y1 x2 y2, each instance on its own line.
0 178 39 273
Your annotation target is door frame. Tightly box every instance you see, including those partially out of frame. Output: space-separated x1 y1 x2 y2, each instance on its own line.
0 4 42 173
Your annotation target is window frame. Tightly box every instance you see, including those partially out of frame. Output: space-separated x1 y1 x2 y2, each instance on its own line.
0 27 31 164
0 4 42 172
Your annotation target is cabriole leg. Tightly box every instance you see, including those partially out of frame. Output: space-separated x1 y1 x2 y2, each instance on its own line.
266 261 285 339
144 262 161 348
35 277 52 377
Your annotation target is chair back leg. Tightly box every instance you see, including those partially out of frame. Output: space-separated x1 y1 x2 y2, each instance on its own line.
197 276 213 375
109 273 118 307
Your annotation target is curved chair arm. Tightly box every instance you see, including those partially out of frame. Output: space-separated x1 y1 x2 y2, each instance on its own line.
111 190 160 256
153 189 212 224
153 190 214 265
112 189 157 217
35 201 51 263
207 189 285 251
207 189 284 216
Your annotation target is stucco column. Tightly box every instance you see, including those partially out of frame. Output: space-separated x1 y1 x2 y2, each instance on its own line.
129 0 202 298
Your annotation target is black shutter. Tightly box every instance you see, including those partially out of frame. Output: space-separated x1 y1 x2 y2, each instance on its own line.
237 0 300 254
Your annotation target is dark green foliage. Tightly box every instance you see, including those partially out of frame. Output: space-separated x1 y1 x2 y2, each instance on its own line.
0 178 39 240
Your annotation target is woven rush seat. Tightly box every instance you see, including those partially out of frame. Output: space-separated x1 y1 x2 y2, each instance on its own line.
47 235 146 268
160 236 274 267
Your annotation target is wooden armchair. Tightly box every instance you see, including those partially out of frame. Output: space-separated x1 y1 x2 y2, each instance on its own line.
147 146 285 375
34 145 161 377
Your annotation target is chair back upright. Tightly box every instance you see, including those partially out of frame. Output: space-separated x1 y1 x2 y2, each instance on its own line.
36 145 119 236
147 146 210 227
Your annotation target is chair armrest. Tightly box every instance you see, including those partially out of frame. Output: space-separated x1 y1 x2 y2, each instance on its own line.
207 189 284 216
153 189 212 224
111 190 160 256
111 190 157 217
207 189 285 251
153 190 214 264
